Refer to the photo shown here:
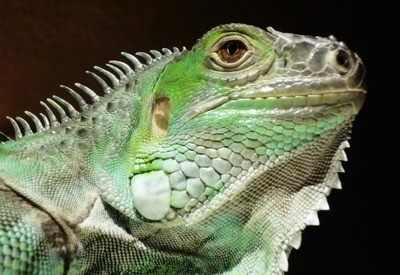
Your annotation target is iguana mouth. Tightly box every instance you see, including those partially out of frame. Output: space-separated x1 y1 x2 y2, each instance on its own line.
182 89 365 122
234 89 366 113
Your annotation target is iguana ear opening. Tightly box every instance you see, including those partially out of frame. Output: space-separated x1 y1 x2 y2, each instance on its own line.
152 97 170 136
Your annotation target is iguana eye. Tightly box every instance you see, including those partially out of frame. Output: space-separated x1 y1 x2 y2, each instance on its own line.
207 35 254 71
216 40 247 63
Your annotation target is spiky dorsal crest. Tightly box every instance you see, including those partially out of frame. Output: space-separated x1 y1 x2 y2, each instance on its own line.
2 47 186 142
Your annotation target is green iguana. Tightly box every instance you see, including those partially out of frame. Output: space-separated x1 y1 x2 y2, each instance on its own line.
0 23 366 274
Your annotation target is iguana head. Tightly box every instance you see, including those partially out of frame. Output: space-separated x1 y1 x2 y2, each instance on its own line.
152 24 365 122
125 24 366 273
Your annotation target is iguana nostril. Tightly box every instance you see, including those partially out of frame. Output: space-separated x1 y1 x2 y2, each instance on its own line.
336 49 351 73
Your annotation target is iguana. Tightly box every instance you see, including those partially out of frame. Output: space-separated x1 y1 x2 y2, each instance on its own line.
0 23 366 274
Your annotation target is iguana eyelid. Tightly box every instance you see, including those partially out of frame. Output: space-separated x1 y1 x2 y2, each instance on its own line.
207 51 253 70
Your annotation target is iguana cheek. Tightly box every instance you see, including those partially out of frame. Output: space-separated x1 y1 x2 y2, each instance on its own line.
130 170 171 220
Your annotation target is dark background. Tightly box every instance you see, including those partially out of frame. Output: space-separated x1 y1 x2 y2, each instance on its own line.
0 1 394 274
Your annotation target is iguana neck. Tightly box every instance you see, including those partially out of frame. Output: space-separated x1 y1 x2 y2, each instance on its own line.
0 50 182 224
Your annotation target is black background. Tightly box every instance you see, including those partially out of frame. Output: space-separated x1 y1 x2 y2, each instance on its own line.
0 1 393 274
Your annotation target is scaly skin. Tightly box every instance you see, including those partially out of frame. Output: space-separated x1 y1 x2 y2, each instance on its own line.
0 24 366 274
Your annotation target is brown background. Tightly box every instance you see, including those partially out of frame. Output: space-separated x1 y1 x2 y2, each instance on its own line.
0 0 392 274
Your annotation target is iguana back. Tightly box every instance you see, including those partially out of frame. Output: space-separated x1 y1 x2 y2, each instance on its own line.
0 23 366 274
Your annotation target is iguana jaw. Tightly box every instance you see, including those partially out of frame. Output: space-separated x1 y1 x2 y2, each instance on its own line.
233 54 367 115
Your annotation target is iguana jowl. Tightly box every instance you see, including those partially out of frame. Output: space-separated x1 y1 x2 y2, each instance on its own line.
0 24 366 274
